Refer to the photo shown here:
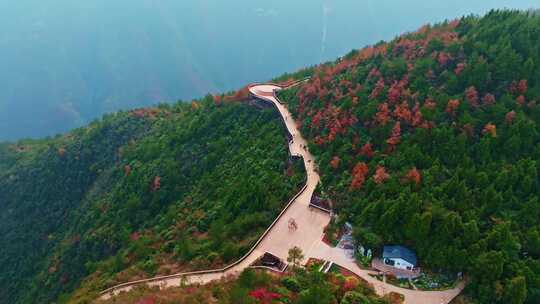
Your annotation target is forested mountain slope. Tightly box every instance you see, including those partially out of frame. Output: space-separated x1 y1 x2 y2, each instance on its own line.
0 98 305 303
278 10 540 304
2 8 540 304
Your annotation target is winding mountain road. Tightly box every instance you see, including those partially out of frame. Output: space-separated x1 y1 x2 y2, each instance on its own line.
99 83 464 304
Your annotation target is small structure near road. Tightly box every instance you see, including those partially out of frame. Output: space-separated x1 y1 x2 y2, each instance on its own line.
250 252 288 273
309 195 332 213
382 245 418 271
372 245 421 279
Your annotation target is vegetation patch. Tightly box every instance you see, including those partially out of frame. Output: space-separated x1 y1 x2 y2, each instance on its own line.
0 98 305 304
280 10 540 304
98 266 390 304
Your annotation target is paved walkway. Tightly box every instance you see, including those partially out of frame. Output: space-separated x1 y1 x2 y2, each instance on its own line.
99 83 464 304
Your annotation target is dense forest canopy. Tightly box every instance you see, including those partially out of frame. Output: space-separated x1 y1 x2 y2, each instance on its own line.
0 98 305 303
1 0 537 141
278 10 540 304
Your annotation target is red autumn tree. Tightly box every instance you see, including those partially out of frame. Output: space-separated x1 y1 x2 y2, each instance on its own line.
368 67 382 79
248 288 281 304
129 231 141 241
151 176 161 192
437 51 451 66
124 165 132 176
360 143 374 158
424 98 437 110
482 93 495 106
327 129 337 142
516 95 526 106
314 135 326 145
465 86 479 107
387 81 402 104
505 111 516 124
393 101 412 123
349 84 363 98
351 162 369 190
406 167 422 185
330 156 341 169
369 78 385 100
518 79 528 94
386 122 402 146
342 277 359 291
285 164 295 177
446 99 460 115
411 102 423 126
454 62 466 75
482 123 497 138
213 94 222 106
311 111 323 128
373 166 390 184
509 81 518 94
224 86 251 102
449 19 461 28
136 297 157 304
375 103 391 125
340 78 352 89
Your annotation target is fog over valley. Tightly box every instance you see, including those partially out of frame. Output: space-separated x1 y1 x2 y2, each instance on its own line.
0 0 536 140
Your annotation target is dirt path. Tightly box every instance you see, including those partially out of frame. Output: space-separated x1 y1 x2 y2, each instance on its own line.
99 83 463 304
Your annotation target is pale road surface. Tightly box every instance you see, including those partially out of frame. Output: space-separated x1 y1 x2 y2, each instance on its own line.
100 83 464 304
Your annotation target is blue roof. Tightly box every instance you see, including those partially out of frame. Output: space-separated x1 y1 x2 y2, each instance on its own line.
383 245 417 266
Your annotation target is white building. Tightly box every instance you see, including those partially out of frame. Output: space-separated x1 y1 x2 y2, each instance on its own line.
382 245 417 270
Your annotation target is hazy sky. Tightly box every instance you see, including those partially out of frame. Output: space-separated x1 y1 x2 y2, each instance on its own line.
0 0 538 140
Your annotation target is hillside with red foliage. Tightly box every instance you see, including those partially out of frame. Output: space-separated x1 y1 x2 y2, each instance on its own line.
278 11 540 304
